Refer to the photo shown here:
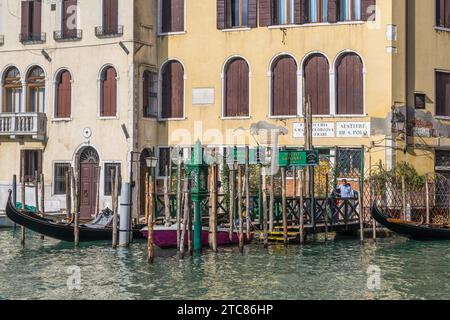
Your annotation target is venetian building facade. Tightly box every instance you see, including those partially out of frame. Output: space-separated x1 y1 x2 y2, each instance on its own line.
0 0 159 219
1 0 450 218
154 0 450 181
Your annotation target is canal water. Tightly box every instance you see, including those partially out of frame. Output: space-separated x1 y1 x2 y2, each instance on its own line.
0 229 449 300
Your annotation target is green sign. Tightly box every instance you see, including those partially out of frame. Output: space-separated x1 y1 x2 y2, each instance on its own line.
227 148 265 165
278 150 319 167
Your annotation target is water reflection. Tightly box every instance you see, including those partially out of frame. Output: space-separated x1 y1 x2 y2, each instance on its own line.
0 230 449 300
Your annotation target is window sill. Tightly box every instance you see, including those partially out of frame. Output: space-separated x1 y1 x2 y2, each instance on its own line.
436 116 450 121
98 116 119 120
266 21 366 29
158 31 186 36
158 117 186 121
435 26 450 33
221 27 252 32
268 115 298 119
221 116 251 120
51 117 72 122
333 114 368 118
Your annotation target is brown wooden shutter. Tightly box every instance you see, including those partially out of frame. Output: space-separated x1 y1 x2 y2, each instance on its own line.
21 1 30 37
328 0 338 23
33 0 42 37
304 54 330 115
103 0 118 31
259 0 273 26
217 0 226 29
361 0 376 21
172 62 184 118
173 0 185 32
272 56 297 116
162 62 184 119
337 53 363 115
102 67 117 117
57 71 72 118
226 59 249 117
248 0 258 27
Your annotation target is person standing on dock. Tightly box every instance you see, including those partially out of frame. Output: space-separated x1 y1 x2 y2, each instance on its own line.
338 179 355 222
338 179 354 199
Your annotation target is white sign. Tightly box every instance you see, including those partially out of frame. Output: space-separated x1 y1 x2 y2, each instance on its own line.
336 122 371 138
293 123 335 138
192 88 215 105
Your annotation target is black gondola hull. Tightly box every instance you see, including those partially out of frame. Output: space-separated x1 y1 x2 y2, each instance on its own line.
5 191 144 242
371 205 450 240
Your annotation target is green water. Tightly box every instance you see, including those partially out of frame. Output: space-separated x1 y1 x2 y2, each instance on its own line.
0 229 449 300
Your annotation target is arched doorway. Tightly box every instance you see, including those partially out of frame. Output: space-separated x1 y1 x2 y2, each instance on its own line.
78 147 100 219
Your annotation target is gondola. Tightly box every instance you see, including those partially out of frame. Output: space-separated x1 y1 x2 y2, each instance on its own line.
371 204 450 240
5 190 144 242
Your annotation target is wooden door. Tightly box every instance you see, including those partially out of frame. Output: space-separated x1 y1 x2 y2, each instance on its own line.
80 163 99 219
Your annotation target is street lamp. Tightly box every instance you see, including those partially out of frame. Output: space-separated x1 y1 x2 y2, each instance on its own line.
145 156 158 169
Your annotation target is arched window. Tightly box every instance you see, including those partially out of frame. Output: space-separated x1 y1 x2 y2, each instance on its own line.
304 53 329 115
100 66 117 117
55 70 72 118
161 61 184 119
2 67 22 113
336 52 364 115
26 66 45 113
224 58 249 117
272 55 297 116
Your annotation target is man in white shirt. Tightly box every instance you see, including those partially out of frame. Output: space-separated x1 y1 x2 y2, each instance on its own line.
338 179 354 198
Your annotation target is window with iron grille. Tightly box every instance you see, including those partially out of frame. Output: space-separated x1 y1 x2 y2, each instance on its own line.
104 163 121 196
54 163 70 195
143 71 158 118
158 147 171 177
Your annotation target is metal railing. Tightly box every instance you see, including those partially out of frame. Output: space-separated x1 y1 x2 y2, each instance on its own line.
19 33 46 44
0 112 47 140
95 25 123 37
53 29 83 41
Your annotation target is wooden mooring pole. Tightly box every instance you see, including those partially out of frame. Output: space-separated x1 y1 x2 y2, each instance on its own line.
269 172 274 232
299 170 305 245
228 166 235 241
262 167 268 248
281 167 288 245
34 171 39 215
176 162 182 249
401 175 406 221
237 165 244 253
112 168 119 249
164 166 170 226
210 163 218 252
20 158 26 246
245 147 251 242
73 169 79 247
359 184 364 243
425 173 430 225
39 172 45 240
65 170 71 221
148 171 155 263
180 175 189 259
